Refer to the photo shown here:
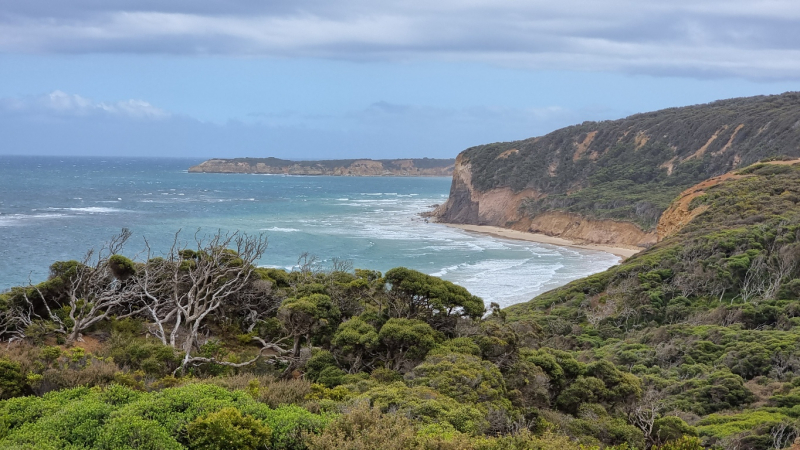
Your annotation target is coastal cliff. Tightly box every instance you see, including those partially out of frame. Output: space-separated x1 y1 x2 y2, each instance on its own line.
189 157 455 176
434 92 800 248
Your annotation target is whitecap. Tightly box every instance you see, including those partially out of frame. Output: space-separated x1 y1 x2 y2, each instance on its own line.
0 213 68 227
63 207 127 213
43 207 127 214
261 227 300 233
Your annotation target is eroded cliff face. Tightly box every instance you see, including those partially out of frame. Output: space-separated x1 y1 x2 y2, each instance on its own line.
656 158 800 240
518 212 655 247
434 154 479 223
655 174 734 241
434 156 656 247
189 158 455 177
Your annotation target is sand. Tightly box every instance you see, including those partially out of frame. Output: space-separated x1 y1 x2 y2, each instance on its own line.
444 224 642 259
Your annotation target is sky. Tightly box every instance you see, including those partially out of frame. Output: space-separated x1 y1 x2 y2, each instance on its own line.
1 0 799 159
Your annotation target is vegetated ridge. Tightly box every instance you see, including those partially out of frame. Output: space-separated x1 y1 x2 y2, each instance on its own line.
1 160 800 449
189 157 456 176
501 158 800 448
433 92 800 247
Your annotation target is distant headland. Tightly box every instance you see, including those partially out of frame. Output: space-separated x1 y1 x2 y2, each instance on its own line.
188 157 455 176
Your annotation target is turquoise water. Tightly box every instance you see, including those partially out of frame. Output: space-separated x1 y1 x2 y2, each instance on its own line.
0 156 619 307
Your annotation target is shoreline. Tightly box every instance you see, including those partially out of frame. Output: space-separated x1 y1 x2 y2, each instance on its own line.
443 223 642 259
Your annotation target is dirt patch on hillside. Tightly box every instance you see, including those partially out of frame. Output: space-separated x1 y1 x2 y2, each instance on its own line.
687 126 727 160
634 132 650 149
715 124 744 155
573 131 597 161
656 159 800 240
496 149 519 159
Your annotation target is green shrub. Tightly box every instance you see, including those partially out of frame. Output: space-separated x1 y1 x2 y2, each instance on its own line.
97 416 182 450
304 402 417 450
410 352 510 408
315 367 346 389
186 407 271 450
653 416 698 445
108 254 137 281
0 359 26 400
653 436 704 450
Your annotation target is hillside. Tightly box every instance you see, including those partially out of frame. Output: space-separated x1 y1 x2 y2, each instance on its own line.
434 92 800 247
1 161 799 449
503 159 800 448
189 157 455 176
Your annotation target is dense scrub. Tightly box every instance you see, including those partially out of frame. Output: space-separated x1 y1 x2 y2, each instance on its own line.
460 92 800 229
503 162 800 448
2 162 800 449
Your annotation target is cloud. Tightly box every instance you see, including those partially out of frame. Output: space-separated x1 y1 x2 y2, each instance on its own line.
1 1 799 78
0 91 170 119
0 91 594 158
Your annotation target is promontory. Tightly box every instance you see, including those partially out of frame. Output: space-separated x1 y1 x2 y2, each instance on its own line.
189 157 455 176
433 92 800 249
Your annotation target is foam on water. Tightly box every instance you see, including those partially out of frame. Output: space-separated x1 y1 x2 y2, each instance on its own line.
48 207 129 213
262 227 301 233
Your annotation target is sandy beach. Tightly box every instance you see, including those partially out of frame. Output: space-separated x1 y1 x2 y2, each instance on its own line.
444 223 642 259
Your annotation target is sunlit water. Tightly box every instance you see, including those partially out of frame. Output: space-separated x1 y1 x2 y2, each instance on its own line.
0 156 619 307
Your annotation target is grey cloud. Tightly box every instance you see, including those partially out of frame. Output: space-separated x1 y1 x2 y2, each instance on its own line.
1 1 799 77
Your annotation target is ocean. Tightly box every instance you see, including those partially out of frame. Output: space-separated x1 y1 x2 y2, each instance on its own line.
0 156 619 307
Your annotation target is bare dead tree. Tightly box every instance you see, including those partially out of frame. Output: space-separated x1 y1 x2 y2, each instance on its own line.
628 386 666 447
130 236 183 345
295 252 320 277
134 230 269 372
740 254 768 304
2 229 293 376
770 418 799 450
21 229 137 344
770 352 800 381
0 306 30 343
765 243 800 300
228 278 281 333
585 297 616 327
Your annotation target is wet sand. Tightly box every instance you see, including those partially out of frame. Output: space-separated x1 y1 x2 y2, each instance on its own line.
444 223 642 259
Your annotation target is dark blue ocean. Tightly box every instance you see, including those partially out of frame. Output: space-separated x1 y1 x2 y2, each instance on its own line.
0 156 619 307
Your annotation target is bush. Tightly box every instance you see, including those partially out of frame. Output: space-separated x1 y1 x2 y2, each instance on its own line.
361 382 486 434
0 359 27 399
304 402 417 450
108 255 136 281
653 436 704 450
410 352 509 407
0 384 329 450
97 416 183 450
653 416 698 445
186 407 271 450
259 380 313 409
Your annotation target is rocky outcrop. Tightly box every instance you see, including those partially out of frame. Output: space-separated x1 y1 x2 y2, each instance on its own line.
189 157 455 177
